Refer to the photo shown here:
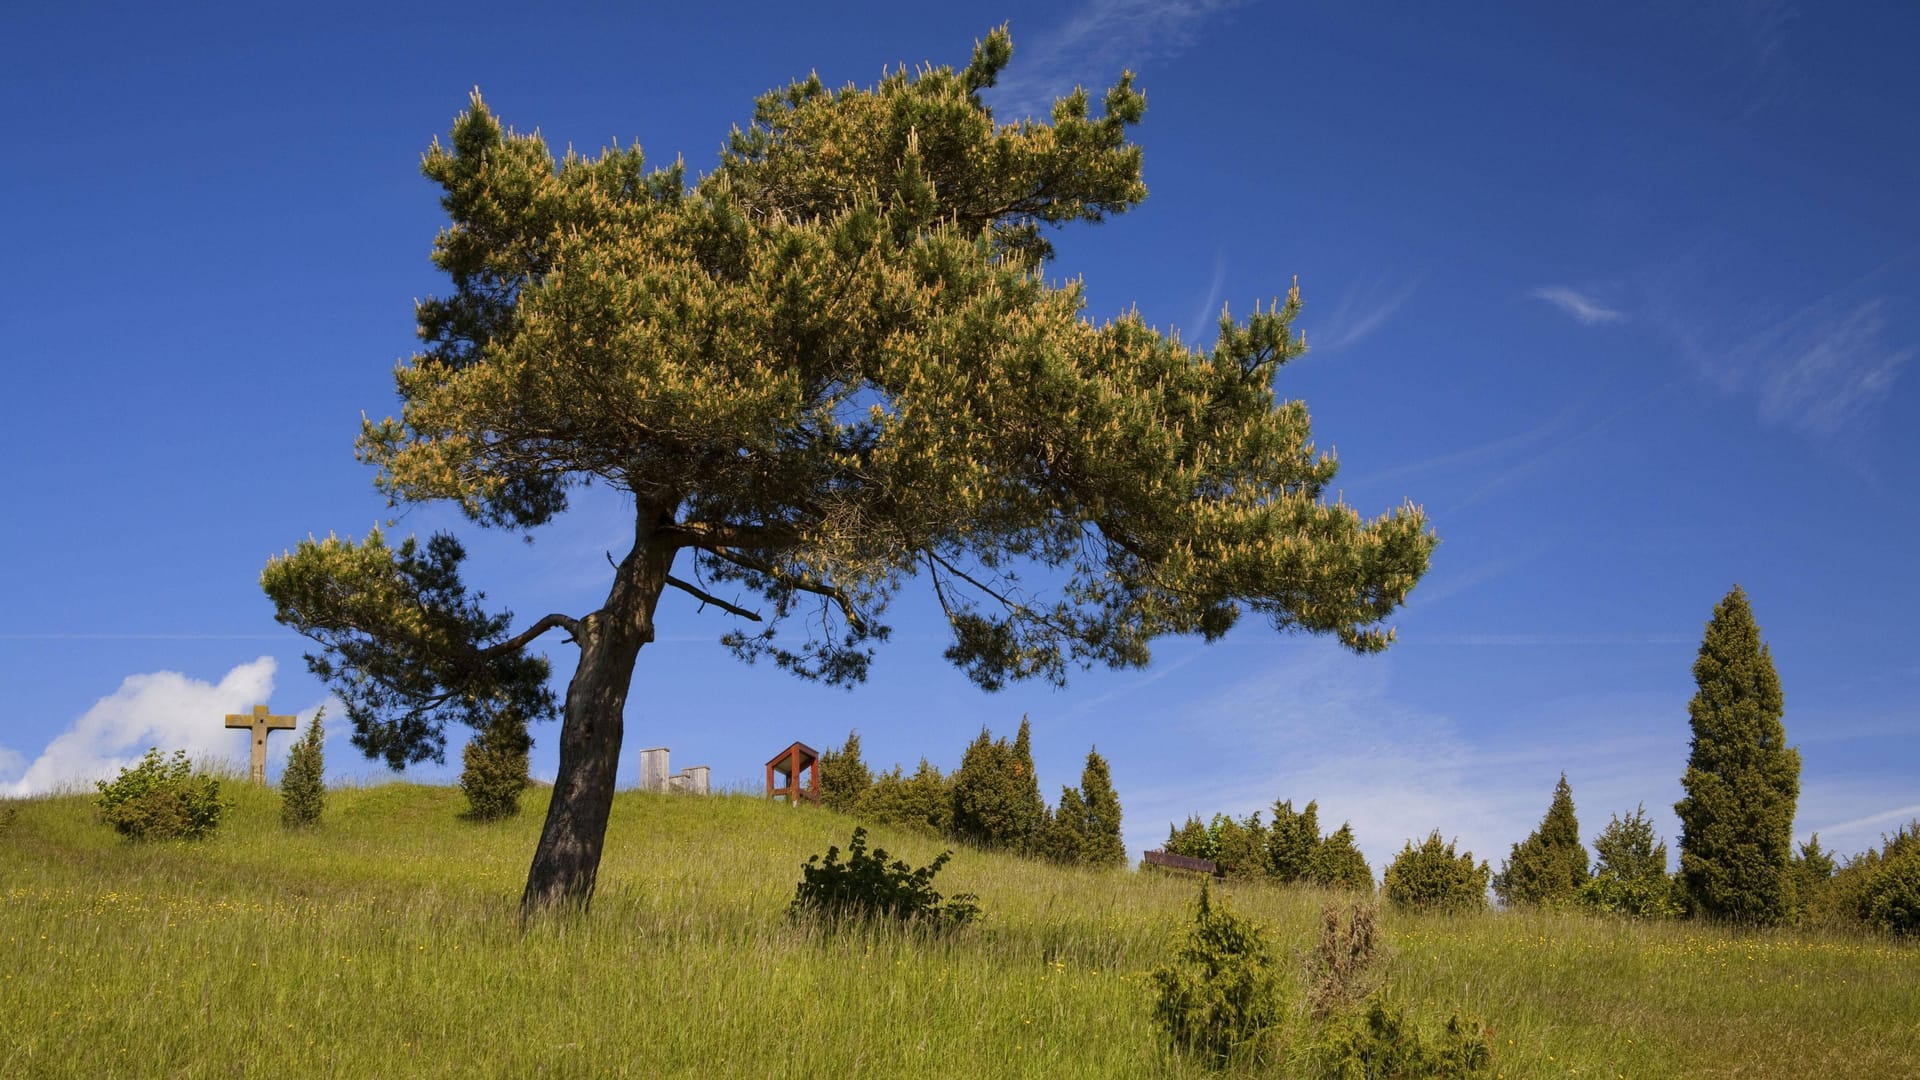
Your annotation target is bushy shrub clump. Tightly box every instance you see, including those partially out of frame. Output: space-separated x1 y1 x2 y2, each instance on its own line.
789 827 978 930
1304 997 1493 1079
1161 799 1374 889
1384 832 1490 913
817 729 874 813
1151 882 1283 1066
1579 806 1681 918
95 748 228 841
279 707 326 829
460 713 531 821
860 759 953 835
1811 822 1920 936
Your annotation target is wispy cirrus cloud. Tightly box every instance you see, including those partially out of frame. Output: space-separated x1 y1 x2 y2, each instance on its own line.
1656 285 1912 444
1309 274 1422 351
988 0 1249 120
1531 286 1625 326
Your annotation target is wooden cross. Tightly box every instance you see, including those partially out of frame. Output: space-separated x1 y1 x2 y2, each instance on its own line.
225 703 297 784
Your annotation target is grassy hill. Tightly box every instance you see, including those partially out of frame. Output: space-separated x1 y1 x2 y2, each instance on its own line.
3 782 1915 1078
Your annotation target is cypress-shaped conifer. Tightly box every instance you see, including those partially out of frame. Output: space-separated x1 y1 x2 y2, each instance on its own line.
1010 715 1048 852
1266 799 1322 882
1078 748 1127 868
1312 823 1375 891
1674 586 1800 924
1493 773 1589 907
279 707 326 829
817 729 873 813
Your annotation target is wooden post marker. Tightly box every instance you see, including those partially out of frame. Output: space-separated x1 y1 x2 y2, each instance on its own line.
225 703 297 784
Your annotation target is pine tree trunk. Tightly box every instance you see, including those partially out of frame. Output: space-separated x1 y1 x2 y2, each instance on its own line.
520 519 672 918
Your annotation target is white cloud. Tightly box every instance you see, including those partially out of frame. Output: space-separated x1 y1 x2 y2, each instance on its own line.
1 657 317 796
1755 298 1912 438
989 0 1247 120
1311 275 1422 351
1530 286 1625 326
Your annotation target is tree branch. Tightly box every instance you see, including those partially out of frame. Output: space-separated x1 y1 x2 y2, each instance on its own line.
704 547 867 633
664 574 763 621
481 612 583 657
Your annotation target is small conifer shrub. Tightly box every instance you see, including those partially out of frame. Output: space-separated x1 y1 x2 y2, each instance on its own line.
1578 806 1680 918
1493 774 1589 908
1150 882 1283 1066
280 707 327 829
789 827 978 930
460 712 531 822
817 729 874 813
95 748 228 841
1383 832 1490 913
1303 996 1494 1079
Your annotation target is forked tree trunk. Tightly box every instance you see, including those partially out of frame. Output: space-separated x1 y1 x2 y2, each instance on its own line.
520 521 672 918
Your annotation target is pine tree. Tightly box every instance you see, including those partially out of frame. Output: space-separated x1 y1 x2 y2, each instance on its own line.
1674 586 1801 924
260 28 1436 915
817 729 873 813
279 707 327 829
1312 824 1375 891
1493 774 1589 907
1077 748 1127 868
1579 805 1679 918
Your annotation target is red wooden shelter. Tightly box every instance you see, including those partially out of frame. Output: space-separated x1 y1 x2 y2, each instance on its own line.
765 741 820 806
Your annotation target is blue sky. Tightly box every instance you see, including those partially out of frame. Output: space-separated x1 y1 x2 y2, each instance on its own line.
3 1 1915 874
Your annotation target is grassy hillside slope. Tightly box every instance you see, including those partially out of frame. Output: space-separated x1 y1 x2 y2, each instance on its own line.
3 783 1915 1078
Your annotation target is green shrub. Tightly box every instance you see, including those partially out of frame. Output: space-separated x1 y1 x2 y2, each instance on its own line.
459 712 531 821
1493 774 1589 908
1313 824 1376 892
817 729 873 813
1164 815 1217 862
859 758 952 835
1579 806 1681 919
95 748 228 841
949 725 1043 851
1383 832 1490 913
1150 882 1283 1066
1302 996 1493 1079
788 827 978 930
279 707 326 829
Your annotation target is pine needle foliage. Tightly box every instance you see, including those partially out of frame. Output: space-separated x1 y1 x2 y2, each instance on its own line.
257 25 1436 914
1493 774 1589 908
279 707 327 829
1675 586 1801 925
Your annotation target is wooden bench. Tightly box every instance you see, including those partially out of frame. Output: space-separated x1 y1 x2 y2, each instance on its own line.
1142 849 1221 876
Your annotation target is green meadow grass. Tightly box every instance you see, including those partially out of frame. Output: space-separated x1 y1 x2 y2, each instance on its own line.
2 783 1914 1078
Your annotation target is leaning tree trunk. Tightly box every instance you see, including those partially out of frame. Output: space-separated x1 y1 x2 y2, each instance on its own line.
520 520 673 918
